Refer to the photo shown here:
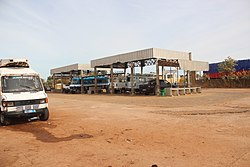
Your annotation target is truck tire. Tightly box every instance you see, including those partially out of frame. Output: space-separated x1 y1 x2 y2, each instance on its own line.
40 108 49 121
0 113 10 126
121 88 125 94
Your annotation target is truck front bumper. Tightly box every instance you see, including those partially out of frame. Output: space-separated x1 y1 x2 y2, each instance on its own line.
1 108 48 118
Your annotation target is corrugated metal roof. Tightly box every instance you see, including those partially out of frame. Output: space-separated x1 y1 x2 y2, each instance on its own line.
91 48 191 67
178 60 209 71
153 48 190 60
50 64 92 74
91 48 208 71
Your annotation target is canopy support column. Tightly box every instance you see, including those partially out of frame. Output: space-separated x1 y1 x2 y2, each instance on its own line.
177 67 179 87
156 59 160 96
170 67 172 88
70 71 73 83
80 70 83 94
124 67 126 77
52 74 56 91
110 64 114 94
141 60 144 75
131 63 135 96
61 73 63 93
94 67 97 94
184 70 186 88
190 71 196 87
187 70 190 88
162 66 164 80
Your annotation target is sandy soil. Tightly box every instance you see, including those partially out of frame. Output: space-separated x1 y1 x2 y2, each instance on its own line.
0 88 250 167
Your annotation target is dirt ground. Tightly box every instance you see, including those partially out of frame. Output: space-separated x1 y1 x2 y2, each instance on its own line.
0 88 250 167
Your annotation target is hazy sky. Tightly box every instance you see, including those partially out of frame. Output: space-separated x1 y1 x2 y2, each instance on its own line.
0 0 249 79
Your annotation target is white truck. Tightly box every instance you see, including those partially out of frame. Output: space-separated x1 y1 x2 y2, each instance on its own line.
0 58 49 125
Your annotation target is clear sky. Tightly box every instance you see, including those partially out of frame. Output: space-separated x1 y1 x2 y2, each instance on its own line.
0 0 249 79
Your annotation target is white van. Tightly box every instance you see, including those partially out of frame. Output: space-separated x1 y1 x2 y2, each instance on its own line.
0 58 49 125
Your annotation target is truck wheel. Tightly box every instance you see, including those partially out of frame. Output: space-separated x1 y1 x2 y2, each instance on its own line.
40 108 49 121
0 113 10 126
121 88 125 94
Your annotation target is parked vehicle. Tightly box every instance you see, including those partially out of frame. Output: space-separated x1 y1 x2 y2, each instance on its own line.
69 77 81 93
113 74 155 93
139 79 175 95
0 58 49 125
69 76 110 94
44 86 51 92
62 85 70 93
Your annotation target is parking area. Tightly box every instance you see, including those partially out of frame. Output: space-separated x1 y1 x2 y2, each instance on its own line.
0 88 250 167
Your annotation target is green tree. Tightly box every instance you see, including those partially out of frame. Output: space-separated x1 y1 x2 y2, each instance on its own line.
46 76 53 87
218 56 237 78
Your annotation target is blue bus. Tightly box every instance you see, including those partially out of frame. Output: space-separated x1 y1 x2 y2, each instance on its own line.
69 76 110 93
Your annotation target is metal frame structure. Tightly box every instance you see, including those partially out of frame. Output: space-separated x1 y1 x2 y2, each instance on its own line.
50 64 93 92
91 48 209 95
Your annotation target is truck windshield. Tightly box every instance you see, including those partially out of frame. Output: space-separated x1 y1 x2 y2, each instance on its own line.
1 76 43 93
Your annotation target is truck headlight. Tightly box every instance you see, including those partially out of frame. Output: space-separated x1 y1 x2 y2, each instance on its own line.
40 99 46 104
40 98 48 104
2 101 14 107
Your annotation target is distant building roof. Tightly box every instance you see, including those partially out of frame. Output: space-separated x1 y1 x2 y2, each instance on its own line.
50 64 92 75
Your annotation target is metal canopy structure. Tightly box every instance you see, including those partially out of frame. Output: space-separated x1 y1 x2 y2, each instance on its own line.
50 63 92 75
91 48 189 67
91 48 208 71
91 48 209 96
50 64 93 92
50 63 110 93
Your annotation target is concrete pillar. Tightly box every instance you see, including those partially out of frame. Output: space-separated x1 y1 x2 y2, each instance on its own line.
156 60 160 96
